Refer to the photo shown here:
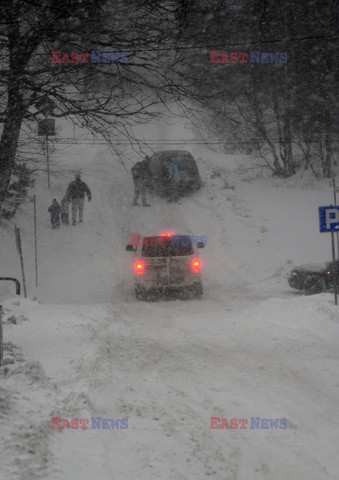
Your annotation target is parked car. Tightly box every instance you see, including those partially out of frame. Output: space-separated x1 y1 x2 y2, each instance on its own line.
149 150 201 198
126 233 205 300
288 261 339 294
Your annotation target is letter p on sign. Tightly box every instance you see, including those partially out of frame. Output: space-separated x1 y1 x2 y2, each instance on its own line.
326 208 339 230
319 206 339 232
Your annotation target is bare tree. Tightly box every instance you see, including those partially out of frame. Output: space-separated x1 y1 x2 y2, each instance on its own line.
0 0 184 212
173 0 338 177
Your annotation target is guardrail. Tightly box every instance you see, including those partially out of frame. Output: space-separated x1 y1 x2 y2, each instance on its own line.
0 277 21 366
0 277 21 295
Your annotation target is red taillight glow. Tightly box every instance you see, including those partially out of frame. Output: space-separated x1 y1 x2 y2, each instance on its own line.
134 260 145 275
191 259 201 273
160 231 175 237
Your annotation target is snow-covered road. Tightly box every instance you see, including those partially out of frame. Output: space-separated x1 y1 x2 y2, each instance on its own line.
1 129 339 479
2 293 338 480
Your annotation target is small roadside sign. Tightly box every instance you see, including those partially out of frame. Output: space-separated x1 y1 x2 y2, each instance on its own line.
319 206 339 232
319 205 339 305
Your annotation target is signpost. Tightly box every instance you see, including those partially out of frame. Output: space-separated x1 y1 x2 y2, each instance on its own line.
0 305 3 366
319 205 339 305
332 178 339 257
15 226 27 299
12 196 38 287
33 195 38 287
38 119 55 189
36 96 56 189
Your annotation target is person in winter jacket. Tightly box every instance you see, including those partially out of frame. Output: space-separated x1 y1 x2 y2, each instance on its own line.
66 173 91 225
48 199 61 228
131 156 152 206
60 196 70 225
167 160 181 202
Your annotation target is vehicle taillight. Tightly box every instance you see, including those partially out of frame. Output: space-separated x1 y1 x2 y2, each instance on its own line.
191 259 201 273
134 260 145 275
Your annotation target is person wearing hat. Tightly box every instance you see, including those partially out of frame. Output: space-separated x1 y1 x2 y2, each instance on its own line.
48 198 61 229
131 155 152 206
66 173 91 225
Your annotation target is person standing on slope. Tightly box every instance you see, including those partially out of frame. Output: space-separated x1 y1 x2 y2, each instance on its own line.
167 159 181 202
66 173 91 225
131 155 152 206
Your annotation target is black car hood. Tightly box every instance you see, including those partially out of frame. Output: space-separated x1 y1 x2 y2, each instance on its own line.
292 262 329 273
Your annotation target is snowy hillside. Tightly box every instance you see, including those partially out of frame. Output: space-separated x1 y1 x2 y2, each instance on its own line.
0 117 338 480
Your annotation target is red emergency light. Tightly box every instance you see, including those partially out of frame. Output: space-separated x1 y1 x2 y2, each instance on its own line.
134 260 145 275
191 259 201 273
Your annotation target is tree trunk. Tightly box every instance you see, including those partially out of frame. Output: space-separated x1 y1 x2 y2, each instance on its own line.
0 81 24 207
324 132 333 178
0 1 25 208
282 113 294 175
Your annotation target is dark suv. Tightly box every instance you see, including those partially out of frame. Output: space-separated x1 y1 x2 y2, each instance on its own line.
149 151 201 198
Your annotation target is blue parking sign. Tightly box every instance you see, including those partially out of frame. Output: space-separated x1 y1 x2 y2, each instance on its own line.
319 206 339 232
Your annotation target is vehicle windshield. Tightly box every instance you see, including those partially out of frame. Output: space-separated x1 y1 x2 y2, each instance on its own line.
141 236 193 257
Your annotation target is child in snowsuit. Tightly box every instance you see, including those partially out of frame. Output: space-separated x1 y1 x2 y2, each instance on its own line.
48 199 61 229
60 196 70 225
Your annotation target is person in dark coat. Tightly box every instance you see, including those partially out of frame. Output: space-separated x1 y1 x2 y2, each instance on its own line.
48 199 61 228
66 173 91 225
131 156 152 206
60 196 70 225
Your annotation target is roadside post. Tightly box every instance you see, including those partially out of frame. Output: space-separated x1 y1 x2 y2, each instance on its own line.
36 96 56 190
318 205 339 305
15 226 27 298
332 178 339 258
33 195 38 287
13 196 38 287
0 305 3 366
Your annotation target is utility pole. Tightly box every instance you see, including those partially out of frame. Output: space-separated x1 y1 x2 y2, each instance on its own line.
36 96 56 189
332 178 339 257
46 131 50 189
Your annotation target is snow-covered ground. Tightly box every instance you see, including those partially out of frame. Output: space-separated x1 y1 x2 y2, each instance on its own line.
0 116 338 480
